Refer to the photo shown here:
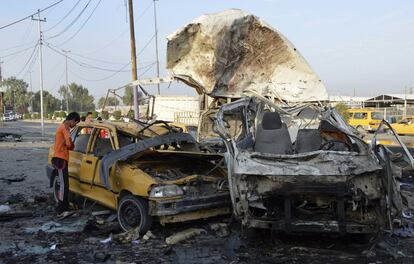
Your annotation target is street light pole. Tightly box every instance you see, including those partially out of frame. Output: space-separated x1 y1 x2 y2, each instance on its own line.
63 50 70 113
32 10 46 137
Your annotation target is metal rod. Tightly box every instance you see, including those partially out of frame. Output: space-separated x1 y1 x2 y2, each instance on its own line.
153 0 160 95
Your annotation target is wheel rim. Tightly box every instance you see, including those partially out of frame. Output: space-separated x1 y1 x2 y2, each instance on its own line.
119 200 142 230
53 177 61 203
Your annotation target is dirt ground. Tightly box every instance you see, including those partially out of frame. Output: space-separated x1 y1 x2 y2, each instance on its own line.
1 121 414 264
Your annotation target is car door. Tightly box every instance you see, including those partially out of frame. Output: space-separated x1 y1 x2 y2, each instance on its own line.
79 126 118 208
69 125 94 193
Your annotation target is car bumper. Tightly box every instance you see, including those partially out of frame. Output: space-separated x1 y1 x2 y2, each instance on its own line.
149 192 230 216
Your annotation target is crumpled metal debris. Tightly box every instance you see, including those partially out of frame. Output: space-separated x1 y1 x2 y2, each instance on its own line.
0 132 22 142
25 219 88 233
165 228 207 245
167 9 327 102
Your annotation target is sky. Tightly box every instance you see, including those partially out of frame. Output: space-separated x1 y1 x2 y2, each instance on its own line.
1 0 413 102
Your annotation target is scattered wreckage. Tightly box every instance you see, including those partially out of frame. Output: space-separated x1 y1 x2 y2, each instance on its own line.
213 95 414 234
46 120 230 233
167 9 414 234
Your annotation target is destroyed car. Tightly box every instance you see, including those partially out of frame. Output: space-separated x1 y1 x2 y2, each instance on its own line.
46 121 230 233
213 95 414 234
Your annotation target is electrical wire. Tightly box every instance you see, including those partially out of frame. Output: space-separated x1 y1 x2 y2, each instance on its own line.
46 0 93 39
0 0 65 30
45 42 130 72
1 44 37 59
55 0 102 46
15 42 39 77
77 1 152 55
44 0 82 32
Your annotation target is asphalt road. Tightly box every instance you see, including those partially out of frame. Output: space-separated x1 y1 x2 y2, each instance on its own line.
1 121 414 263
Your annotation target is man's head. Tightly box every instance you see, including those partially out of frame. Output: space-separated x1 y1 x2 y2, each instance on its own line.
65 112 81 128
86 112 93 122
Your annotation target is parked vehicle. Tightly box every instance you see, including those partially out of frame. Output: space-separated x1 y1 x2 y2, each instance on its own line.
348 108 383 132
46 121 230 233
390 117 414 135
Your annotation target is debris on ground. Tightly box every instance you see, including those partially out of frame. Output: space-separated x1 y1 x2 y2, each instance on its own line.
113 227 140 244
0 174 26 184
0 132 22 142
0 205 11 214
24 218 88 233
209 223 230 237
143 230 156 241
165 228 207 245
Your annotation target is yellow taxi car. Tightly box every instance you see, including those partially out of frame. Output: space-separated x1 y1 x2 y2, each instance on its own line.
46 121 230 233
348 108 383 132
390 117 414 136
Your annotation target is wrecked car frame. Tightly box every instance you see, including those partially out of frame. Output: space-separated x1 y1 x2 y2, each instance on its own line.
214 96 413 234
46 121 230 233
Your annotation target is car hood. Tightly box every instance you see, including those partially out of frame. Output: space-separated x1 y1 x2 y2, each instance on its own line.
167 9 328 102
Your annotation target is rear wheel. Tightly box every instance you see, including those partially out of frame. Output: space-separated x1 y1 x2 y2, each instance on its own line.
117 195 152 233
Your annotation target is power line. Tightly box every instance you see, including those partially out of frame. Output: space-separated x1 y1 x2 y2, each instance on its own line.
0 0 65 30
46 0 92 39
55 0 102 46
44 42 130 72
44 0 82 32
16 43 39 78
77 1 152 55
0 44 37 59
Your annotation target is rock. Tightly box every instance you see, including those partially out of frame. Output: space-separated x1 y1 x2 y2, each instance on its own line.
0 205 11 214
143 230 156 240
165 228 206 245
209 223 230 237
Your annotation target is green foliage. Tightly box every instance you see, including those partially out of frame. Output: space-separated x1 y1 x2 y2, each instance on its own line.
32 91 61 114
97 96 119 109
123 85 144 106
92 111 98 118
127 109 134 119
112 110 122 121
58 83 95 112
32 113 40 119
334 103 350 122
2 77 30 114
23 113 31 119
101 111 109 120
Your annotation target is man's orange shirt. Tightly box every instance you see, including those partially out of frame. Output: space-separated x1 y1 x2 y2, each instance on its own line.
53 123 74 161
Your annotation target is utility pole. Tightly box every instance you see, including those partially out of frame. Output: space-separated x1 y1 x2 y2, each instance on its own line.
28 70 33 113
153 0 160 95
128 0 139 120
32 10 46 136
63 50 70 113
0 60 3 115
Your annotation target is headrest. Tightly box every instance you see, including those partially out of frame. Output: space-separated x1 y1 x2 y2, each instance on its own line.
261 112 282 130
319 120 340 132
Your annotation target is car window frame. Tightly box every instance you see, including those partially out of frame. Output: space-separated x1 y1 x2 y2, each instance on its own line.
71 125 94 154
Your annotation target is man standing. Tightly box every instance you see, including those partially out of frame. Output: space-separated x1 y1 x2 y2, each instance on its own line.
52 112 80 214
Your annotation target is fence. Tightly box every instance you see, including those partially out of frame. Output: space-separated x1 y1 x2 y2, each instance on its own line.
174 111 200 126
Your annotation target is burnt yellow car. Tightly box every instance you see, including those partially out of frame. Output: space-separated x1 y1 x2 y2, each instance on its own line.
46 120 230 233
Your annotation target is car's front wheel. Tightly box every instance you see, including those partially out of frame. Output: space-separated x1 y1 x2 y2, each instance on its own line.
117 195 152 233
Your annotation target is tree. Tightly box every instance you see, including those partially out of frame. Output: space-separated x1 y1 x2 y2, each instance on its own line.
123 85 144 106
2 77 30 114
112 110 122 120
32 91 61 114
334 103 350 122
97 96 119 109
58 82 95 112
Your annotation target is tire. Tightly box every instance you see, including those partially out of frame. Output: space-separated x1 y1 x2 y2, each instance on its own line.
117 195 152 233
